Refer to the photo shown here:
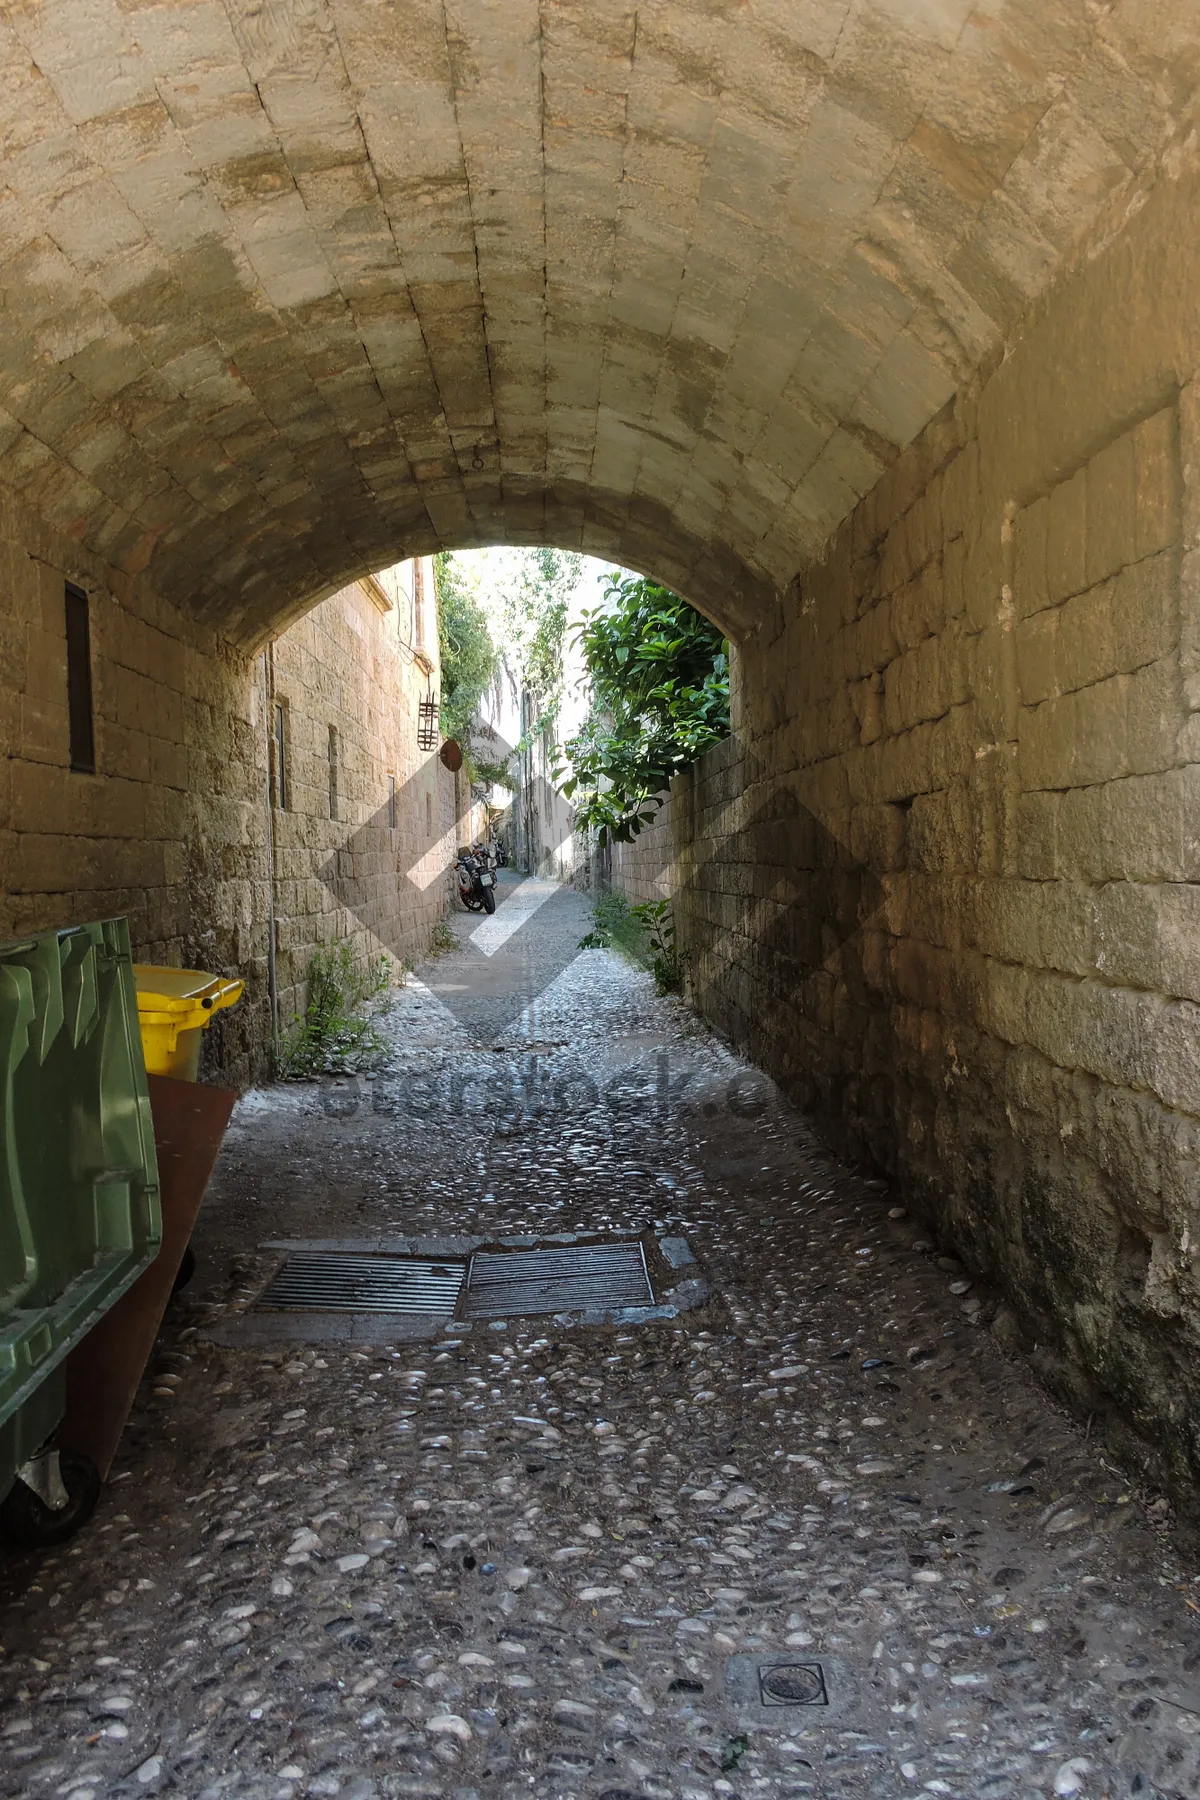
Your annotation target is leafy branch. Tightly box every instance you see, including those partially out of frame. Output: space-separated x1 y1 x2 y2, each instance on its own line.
558 571 730 843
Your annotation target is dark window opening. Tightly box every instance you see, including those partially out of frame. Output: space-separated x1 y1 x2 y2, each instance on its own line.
328 725 339 821
388 773 397 831
272 700 289 810
64 582 95 774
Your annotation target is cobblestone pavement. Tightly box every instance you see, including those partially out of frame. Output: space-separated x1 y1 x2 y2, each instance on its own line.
3 877 1200 1800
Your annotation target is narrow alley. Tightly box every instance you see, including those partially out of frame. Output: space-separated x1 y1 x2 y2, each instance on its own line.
1 875 1196 1800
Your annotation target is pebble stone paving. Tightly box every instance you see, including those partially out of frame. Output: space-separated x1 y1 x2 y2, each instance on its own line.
2 877 1200 1800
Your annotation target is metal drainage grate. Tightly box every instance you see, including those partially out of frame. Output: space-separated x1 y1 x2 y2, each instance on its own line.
259 1254 466 1316
758 1662 828 1707
463 1242 653 1319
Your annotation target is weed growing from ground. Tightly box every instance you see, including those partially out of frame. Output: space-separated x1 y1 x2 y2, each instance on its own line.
579 889 647 959
580 891 687 993
278 941 393 1076
430 918 458 953
630 898 687 993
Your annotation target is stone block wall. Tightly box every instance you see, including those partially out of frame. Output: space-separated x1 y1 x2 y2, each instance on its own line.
606 801 678 910
267 583 454 1031
0 479 454 1086
612 156 1200 1497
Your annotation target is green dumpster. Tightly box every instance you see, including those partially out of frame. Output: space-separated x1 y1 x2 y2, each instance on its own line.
0 917 161 1546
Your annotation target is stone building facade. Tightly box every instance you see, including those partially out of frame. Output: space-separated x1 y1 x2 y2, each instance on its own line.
0 519 455 1085
264 555 456 1038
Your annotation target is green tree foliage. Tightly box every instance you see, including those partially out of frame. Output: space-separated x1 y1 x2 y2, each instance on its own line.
434 551 498 745
499 546 581 728
434 546 580 785
560 572 729 844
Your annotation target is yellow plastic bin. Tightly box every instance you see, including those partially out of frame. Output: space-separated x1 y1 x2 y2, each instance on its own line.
133 967 244 1082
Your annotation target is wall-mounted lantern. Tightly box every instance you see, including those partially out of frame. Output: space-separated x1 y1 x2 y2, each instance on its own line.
417 692 439 752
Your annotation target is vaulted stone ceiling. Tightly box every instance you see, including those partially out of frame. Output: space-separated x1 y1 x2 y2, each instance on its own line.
1 1 1197 645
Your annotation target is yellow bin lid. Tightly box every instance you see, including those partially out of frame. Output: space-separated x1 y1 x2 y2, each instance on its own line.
133 966 244 1027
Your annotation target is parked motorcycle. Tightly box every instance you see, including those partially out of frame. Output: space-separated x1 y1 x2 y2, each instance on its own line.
456 846 496 914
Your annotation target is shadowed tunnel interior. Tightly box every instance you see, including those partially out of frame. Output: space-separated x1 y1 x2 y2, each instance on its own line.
9 5 1200 1795
5 0 1200 1575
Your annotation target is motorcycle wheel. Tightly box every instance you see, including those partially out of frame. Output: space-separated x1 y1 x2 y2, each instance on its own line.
482 887 496 914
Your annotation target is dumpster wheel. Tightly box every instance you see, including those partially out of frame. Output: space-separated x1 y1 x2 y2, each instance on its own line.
0 1448 102 1548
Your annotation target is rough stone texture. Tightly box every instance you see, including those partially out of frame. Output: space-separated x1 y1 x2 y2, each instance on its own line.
608 147 1200 1504
4 887 1200 1800
0 2 1197 644
0 482 453 1082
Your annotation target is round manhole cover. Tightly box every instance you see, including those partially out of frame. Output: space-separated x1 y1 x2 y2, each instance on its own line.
759 1663 826 1704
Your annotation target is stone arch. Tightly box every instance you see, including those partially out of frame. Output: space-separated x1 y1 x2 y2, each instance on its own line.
0 1 1192 651
241 493 780 652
